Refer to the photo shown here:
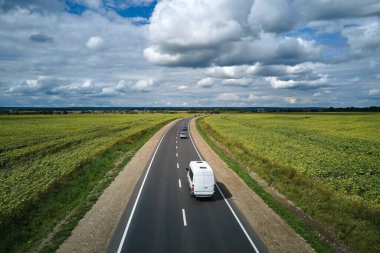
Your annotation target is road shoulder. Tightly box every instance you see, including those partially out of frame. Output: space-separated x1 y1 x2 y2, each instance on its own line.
56 120 177 253
190 118 315 253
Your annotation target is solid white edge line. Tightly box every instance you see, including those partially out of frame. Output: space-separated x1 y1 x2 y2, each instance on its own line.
178 179 182 188
188 118 260 253
116 120 176 253
182 209 187 226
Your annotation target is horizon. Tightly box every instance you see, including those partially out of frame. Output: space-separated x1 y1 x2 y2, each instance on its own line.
1 105 379 110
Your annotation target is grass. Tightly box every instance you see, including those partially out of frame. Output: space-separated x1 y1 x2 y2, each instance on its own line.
197 113 380 253
196 118 333 253
0 114 180 253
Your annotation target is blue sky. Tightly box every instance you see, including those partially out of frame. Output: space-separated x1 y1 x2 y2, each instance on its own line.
64 0 157 19
0 0 379 107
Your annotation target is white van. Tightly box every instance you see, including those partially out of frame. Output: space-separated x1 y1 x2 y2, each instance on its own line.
186 161 215 197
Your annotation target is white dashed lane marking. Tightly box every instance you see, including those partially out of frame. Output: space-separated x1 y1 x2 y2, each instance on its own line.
182 209 187 226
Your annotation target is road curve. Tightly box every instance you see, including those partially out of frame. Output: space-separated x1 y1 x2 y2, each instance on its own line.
107 117 268 253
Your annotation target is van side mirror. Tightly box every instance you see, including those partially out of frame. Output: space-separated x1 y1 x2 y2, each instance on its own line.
185 167 189 171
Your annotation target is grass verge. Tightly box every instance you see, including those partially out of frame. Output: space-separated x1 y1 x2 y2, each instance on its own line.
196 117 333 253
0 119 174 253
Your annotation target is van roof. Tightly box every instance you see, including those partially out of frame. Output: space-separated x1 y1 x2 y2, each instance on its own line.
189 161 213 174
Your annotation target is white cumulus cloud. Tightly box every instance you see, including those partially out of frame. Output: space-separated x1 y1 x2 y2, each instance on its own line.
342 21 380 53
86 36 104 50
248 0 297 33
131 79 156 91
221 78 252 87
216 92 240 101
266 75 328 89
368 89 380 96
177 85 188 90
197 77 214 88
248 94 276 101
284 97 297 104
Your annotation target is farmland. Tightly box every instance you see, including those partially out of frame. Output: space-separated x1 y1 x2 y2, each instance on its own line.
0 113 180 252
198 113 380 252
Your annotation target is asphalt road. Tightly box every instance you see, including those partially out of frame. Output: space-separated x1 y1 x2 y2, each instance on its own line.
107 118 269 253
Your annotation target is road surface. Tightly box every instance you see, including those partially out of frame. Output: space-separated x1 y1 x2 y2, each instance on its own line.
107 117 269 253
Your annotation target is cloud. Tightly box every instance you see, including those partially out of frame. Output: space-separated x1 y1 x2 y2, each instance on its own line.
7 77 159 99
145 0 325 68
0 0 65 13
66 79 102 95
266 75 328 89
368 89 380 96
216 92 240 101
205 65 246 79
29 33 54 43
295 0 380 20
205 63 322 80
86 36 104 50
148 0 245 48
8 76 65 94
197 77 214 88
248 94 276 101
221 78 252 87
101 80 130 96
131 79 156 91
284 97 297 104
143 46 217 67
177 85 188 90
217 34 322 66
342 21 380 53
203 63 328 90
144 0 380 68
144 0 250 67
1 0 380 107
102 79 157 93
248 0 297 33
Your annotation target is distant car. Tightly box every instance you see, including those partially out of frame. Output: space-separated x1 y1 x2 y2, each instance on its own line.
180 132 187 139
182 126 188 131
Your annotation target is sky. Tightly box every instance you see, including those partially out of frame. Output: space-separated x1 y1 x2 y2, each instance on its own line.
0 0 379 107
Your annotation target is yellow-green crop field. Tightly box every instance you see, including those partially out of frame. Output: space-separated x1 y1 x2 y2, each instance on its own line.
199 112 380 252
0 113 180 225
203 113 380 203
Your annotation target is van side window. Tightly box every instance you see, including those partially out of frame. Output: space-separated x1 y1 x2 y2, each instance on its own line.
189 169 193 181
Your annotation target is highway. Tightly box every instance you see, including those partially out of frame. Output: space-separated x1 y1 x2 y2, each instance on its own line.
107 117 268 253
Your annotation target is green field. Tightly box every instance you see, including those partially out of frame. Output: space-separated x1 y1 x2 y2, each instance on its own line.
0 113 180 252
199 113 380 252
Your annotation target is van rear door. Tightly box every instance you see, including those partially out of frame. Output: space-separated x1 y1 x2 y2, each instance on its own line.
194 174 214 195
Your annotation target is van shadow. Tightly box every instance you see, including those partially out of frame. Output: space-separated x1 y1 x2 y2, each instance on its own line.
196 181 233 202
